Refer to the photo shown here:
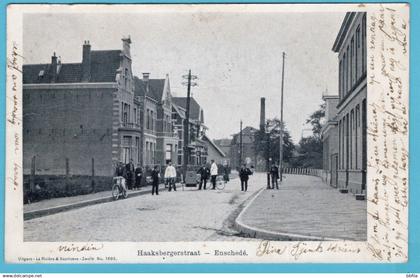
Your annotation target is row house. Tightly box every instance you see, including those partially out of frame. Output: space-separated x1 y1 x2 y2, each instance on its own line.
326 12 367 194
172 97 208 167
134 73 179 168
22 37 139 193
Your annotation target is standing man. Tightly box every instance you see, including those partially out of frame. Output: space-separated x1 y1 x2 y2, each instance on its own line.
125 159 135 190
164 161 177 192
134 164 143 190
197 164 210 190
151 165 160 195
115 161 126 178
270 164 279 189
210 160 218 190
239 164 252 192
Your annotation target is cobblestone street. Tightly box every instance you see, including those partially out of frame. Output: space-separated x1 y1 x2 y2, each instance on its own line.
24 174 266 242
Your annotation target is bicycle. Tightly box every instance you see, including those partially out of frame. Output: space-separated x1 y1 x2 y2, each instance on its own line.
112 176 128 200
215 175 227 190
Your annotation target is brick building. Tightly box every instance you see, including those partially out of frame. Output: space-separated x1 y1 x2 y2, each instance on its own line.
229 126 259 170
134 73 178 168
172 97 208 167
331 12 367 194
23 37 139 195
321 93 339 187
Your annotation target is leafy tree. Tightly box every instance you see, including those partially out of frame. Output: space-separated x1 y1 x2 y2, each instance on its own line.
290 103 326 168
306 103 326 139
253 118 295 166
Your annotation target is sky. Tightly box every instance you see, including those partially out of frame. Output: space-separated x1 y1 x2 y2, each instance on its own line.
23 6 345 143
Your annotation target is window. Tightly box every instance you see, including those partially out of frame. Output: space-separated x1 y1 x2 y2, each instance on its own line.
362 14 367 74
356 26 360 79
150 111 155 130
338 120 342 169
146 109 150 129
123 103 128 125
343 53 347 95
351 37 355 86
134 108 137 124
347 45 350 93
356 105 360 169
339 60 343 99
350 109 354 169
165 144 173 161
122 136 132 163
125 68 129 88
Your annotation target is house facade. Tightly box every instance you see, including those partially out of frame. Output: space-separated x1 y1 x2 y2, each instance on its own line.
172 97 208 167
134 73 178 168
23 37 139 194
331 12 367 194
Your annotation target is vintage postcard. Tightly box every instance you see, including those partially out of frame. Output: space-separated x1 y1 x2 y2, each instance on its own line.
5 3 409 263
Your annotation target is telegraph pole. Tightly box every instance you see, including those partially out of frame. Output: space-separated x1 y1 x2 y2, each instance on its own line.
279 52 286 182
182 70 198 182
239 120 243 167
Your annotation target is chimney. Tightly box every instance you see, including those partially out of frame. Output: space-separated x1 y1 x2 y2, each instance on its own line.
122 36 132 58
51 52 58 83
142 73 150 93
259 97 266 132
142 72 150 82
82 40 91 82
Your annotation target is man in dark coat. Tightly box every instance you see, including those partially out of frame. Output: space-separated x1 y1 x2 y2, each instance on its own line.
115 162 126 178
197 164 210 190
134 165 143 190
125 159 135 190
239 164 252 192
270 164 279 189
151 166 160 195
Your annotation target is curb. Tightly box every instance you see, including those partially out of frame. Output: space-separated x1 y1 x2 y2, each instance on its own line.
233 188 345 241
24 187 167 221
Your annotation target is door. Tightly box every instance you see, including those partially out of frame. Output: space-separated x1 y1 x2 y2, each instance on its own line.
330 153 338 188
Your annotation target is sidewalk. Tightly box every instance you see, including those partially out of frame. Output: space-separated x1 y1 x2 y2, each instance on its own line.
235 174 367 241
24 185 160 220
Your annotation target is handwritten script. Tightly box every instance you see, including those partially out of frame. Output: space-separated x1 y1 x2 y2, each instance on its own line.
7 41 23 192
367 5 408 262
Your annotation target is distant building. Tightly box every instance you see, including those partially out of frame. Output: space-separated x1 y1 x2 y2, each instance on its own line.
321 93 339 187
23 38 138 193
230 126 259 170
202 134 226 165
214 138 232 165
331 12 367 194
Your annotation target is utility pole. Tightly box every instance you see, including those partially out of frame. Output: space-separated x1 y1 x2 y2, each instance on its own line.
239 120 243 167
279 52 286 182
182 70 198 182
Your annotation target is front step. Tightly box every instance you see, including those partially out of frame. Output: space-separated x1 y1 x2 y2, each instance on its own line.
355 194 366 201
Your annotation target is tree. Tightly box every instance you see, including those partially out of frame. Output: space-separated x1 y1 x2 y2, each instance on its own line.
253 118 295 166
306 103 326 139
290 103 326 169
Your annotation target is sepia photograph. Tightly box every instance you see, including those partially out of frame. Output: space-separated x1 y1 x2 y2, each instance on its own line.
5 3 409 263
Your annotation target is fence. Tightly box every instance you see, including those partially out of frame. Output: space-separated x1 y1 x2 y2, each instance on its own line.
282 167 326 179
24 156 112 204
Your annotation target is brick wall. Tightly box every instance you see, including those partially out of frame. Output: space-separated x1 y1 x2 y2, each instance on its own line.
23 87 115 177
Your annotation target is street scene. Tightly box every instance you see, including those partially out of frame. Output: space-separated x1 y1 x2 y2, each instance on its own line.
22 8 367 242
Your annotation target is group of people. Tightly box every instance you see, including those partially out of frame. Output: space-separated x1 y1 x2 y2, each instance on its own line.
115 159 143 190
114 159 260 195
196 160 226 190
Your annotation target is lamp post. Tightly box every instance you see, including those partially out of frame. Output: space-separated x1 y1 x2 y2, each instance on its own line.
266 120 272 189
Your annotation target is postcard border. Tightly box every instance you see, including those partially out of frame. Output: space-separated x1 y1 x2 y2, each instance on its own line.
1 0 419 273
